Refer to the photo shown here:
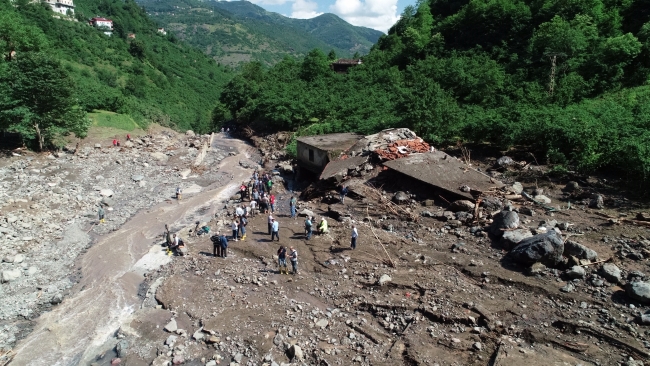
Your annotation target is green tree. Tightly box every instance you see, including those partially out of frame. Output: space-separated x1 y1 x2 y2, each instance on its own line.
0 9 48 60
300 49 330 81
0 53 89 150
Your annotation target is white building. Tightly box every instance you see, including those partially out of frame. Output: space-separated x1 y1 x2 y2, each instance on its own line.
90 17 114 36
44 0 74 15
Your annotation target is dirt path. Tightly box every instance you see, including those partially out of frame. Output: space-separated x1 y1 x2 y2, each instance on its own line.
9 135 255 365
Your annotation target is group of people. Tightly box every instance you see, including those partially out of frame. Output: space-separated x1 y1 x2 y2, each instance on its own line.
277 245 298 274
303 215 328 240
111 134 131 148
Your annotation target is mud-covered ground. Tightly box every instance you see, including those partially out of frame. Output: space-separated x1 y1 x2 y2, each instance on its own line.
4 130 650 366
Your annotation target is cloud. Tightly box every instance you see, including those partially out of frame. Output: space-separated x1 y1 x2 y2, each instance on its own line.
330 0 399 33
245 0 291 5
291 0 323 18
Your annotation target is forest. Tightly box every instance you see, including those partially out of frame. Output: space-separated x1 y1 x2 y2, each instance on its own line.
218 0 650 182
0 0 232 149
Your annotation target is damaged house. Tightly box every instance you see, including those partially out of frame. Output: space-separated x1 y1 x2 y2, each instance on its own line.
296 133 363 175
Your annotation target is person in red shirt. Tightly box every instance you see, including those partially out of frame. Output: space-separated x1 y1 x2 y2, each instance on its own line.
269 194 276 213
126 134 131 141
112 139 117 147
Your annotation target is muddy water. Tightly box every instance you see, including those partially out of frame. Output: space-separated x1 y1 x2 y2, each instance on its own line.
11 135 254 365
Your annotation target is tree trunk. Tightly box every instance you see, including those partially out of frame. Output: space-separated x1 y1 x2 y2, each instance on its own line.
34 122 43 151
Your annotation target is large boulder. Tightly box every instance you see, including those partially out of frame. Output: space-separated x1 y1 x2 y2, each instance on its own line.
2 269 21 283
589 194 604 209
565 265 586 279
509 230 564 267
288 345 304 361
599 263 621 283
448 200 475 212
490 210 520 237
150 152 168 162
392 191 409 204
564 240 598 261
501 229 533 250
627 281 650 304
497 156 514 167
481 197 504 211
299 209 314 218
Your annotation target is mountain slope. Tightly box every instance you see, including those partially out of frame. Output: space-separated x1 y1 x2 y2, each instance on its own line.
138 0 383 66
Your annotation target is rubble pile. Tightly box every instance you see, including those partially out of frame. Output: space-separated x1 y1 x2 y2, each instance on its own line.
374 139 431 161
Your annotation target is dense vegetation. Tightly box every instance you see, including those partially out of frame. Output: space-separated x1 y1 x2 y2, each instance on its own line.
219 0 650 181
0 0 232 148
137 0 382 67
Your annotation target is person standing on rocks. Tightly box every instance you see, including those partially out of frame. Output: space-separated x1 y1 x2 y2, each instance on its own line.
239 215 247 240
211 233 222 257
351 225 358 250
262 194 270 214
277 245 287 274
231 219 239 242
267 213 274 235
304 216 313 240
250 199 257 217
235 205 245 218
289 195 297 219
266 179 273 194
270 193 276 214
271 218 279 241
220 233 228 258
98 205 105 224
289 246 298 275
176 187 182 201
252 189 260 205
339 185 348 204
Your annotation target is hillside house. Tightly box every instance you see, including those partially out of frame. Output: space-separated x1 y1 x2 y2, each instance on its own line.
296 133 364 174
157 28 167 35
44 0 74 15
331 59 362 73
90 17 113 36
128 33 136 39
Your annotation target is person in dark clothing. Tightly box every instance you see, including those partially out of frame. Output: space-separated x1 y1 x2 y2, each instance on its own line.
277 245 287 274
211 233 222 257
339 185 348 203
220 234 229 258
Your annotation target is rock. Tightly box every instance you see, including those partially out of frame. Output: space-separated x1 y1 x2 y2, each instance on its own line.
164 318 178 333
600 263 621 283
150 152 168 162
448 200 475 212
239 159 257 169
131 175 144 182
94 143 102 149
564 181 580 191
180 169 191 179
288 345 303 361
501 229 533 250
490 211 519 237
186 130 195 136
627 281 650 304
421 211 435 218
299 209 314 218
519 207 535 216
207 336 220 344
315 319 329 329
565 265 586 279
560 283 575 293
116 340 129 358
151 355 171 366
589 194 604 209
423 199 435 207
165 335 177 346
26 266 37 276
378 274 392 286
473 342 483 351
99 189 114 197
206 361 217 366
192 328 204 341
172 355 184 364
101 197 116 207
123 140 134 148
233 353 243 363
392 191 409 204
480 197 503 211
13 254 25 263
2 269 21 283
534 195 552 204
497 156 514 167
511 182 523 194
273 333 284 346
509 230 564 267
50 293 63 304
564 240 598 261
138 181 146 188
527 262 546 275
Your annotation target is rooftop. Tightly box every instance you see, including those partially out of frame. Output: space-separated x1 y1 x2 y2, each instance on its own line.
383 151 503 199
333 59 362 65
297 133 363 152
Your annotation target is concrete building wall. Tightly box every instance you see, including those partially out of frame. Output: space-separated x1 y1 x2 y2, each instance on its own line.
296 141 329 173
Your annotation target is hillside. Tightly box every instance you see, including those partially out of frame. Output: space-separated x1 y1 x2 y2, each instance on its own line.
1 0 232 145
137 0 383 66
218 0 650 182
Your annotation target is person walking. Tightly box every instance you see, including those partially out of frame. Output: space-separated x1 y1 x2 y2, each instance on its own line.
269 194 276 213
289 246 298 275
239 215 247 240
271 218 280 241
304 216 313 240
289 195 297 219
277 245 287 274
339 184 348 204
351 225 358 250
267 213 274 235
231 219 239 241
211 233 222 257
98 205 105 224
250 200 257 217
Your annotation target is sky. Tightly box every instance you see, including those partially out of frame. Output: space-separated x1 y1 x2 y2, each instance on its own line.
225 0 418 33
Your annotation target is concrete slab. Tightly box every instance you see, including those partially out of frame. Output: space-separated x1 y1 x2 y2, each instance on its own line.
319 156 368 180
383 152 502 199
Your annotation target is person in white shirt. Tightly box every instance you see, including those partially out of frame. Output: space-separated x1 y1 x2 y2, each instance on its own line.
351 225 358 249
267 214 274 235
271 219 279 241
231 220 239 241
250 200 257 216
